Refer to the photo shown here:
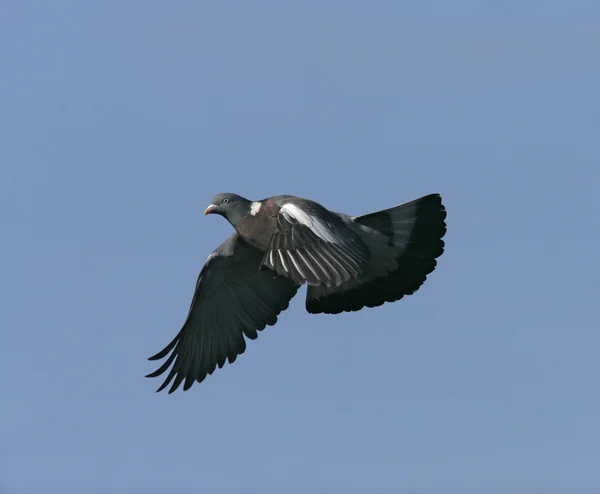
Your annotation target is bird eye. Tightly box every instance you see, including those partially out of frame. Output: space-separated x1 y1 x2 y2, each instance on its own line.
222 198 230 204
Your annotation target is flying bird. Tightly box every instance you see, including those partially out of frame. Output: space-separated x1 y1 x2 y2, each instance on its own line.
147 192 447 393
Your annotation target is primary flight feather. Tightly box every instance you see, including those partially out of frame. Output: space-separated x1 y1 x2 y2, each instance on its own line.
147 192 447 393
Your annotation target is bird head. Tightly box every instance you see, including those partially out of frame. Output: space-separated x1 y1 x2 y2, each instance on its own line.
204 193 251 226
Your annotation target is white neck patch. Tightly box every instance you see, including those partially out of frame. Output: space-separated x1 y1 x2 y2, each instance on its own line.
250 201 262 216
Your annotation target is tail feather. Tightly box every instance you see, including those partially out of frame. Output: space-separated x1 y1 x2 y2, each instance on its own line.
305 194 446 314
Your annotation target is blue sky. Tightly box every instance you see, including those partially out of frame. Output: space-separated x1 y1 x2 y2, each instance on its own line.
2 1 600 493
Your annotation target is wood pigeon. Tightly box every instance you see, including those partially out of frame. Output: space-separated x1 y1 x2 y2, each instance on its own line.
147 193 447 393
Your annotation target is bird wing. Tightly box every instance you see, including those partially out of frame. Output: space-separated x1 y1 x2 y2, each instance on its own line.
146 232 299 393
305 194 447 314
260 200 371 287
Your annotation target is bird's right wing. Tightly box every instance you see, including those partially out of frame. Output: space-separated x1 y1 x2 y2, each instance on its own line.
260 201 371 287
146 233 299 394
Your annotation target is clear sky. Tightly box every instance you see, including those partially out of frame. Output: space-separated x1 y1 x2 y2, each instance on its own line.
2 1 600 493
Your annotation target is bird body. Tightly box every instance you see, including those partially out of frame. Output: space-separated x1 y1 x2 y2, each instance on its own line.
147 192 447 393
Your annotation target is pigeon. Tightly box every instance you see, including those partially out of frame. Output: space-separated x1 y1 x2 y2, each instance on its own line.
146 192 447 393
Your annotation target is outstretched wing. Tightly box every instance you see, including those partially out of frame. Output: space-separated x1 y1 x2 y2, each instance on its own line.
306 194 447 314
260 200 371 287
146 233 299 393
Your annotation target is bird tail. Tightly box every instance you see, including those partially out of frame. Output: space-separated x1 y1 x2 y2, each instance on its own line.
353 193 446 259
305 194 446 314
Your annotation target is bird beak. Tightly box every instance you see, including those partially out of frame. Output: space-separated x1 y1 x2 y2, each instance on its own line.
204 204 217 215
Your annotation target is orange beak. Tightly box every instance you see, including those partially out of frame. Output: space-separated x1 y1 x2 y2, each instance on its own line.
204 204 217 215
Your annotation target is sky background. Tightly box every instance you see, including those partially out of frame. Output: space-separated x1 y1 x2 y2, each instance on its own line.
2 1 600 493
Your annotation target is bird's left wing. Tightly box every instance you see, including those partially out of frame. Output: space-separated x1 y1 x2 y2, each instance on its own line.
260 200 370 287
146 233 299 393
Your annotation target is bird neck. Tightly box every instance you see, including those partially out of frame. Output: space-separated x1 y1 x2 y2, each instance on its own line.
225 200 252 229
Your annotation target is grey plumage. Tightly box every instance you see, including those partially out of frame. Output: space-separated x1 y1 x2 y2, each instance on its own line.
147 192 447 393
146 233 299 393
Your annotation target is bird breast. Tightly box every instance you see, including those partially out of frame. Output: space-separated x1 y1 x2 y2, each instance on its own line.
236 208 279 251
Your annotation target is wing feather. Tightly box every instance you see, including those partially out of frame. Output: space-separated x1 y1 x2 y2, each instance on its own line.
261 201 370 286
146 233 299 393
